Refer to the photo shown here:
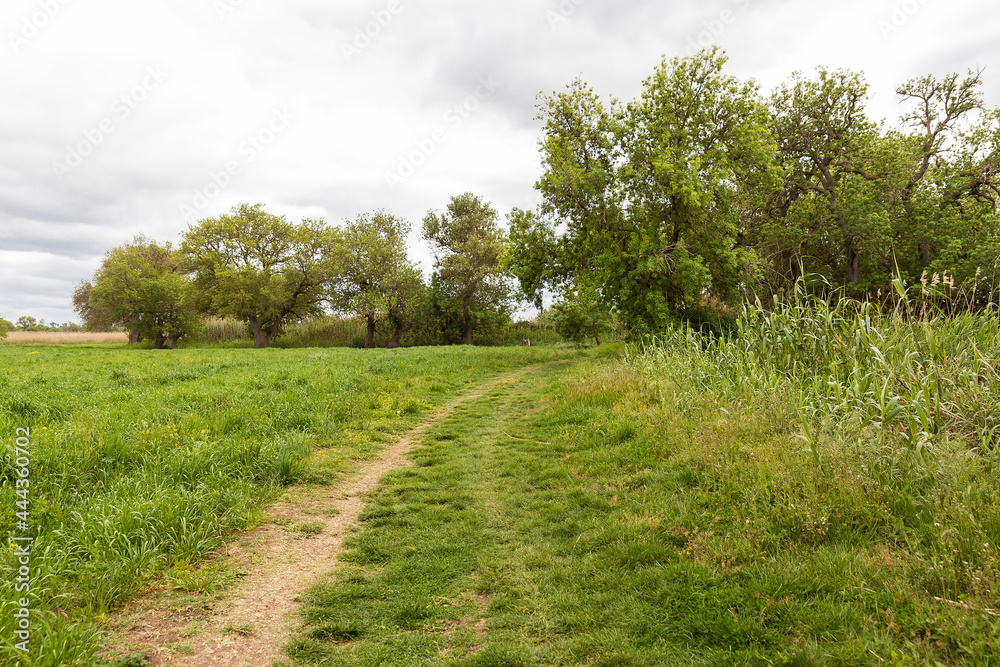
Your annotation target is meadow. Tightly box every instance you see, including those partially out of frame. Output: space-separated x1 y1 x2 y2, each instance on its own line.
0 343 575 666
3 285 999 665
279 289 1000 666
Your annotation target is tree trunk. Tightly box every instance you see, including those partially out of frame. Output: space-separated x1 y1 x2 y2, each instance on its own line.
845 234 861 284
152 335 165 350
248 315 278 348
128 329 141 345
167 335 178 350
388 321 402 349
463 317 473 346
365 314 376 349
594 334 602 346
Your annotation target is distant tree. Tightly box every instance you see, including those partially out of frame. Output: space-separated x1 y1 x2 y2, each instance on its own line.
551 282 617 346
182 203 338 348
81 236 198 348
329 212 424 348
15 316 38 330
422 193 512 345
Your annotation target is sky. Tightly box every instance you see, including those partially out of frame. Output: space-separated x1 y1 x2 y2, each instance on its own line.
1 0 998 326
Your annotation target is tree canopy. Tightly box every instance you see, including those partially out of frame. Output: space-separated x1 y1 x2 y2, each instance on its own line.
182 203 337 348
422 193 512 345
514 49 1000 332
75 236 197 347
529 48 777 333
329 211 424 348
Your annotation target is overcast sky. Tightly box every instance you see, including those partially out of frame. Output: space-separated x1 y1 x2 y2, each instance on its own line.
1 0 997 325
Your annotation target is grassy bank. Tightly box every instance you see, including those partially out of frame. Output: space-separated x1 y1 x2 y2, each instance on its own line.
0 345 577 666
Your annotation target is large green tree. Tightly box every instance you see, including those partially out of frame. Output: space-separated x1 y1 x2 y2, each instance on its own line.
76 236 197 348
757 67 1000 298
529 48 776 332
329 211 424 348
422 193 512 345
182 203 338 348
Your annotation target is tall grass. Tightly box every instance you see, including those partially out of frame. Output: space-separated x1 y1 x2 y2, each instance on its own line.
277 316 368 348
626 278 1000 661
0 332 128 345
633 278 1000 461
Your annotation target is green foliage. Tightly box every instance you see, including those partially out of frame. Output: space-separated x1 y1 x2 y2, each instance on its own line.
0 316 9 339
329 211 424 349
757 67 1000 299
182 203 338 348
423 193 513 345
551 284 618 346
77 236 198 347
532 47 776 332
506 208 561 309
633 277 1000 457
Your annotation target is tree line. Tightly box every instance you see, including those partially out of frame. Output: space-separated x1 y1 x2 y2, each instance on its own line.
76 48 1000 346
509 47 1000 335
73 194 512 349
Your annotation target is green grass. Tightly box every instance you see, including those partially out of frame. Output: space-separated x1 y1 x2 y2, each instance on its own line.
285 339 1000 665
0 344 577 666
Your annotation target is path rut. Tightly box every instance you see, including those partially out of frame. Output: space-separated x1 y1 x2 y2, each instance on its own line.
115 368 533 666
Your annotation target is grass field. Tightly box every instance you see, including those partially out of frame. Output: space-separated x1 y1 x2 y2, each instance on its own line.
0 344 578 666
277 297 1000 665
3 296 999 665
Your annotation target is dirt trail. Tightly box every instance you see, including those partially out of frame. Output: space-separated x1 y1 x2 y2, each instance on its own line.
115 368 532 667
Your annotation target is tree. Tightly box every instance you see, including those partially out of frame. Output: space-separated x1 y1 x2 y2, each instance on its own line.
14 316 38 330
757 67 1000 298
382 268 425 348
72 281 116 332
329 212 424 348
0 316 10 340
762 68 884 290
551 282 617 346
182 203 337 348
532 48 776 333
422 193 512 345
891 70 1000 289
506 207 563 309
79 236 198 348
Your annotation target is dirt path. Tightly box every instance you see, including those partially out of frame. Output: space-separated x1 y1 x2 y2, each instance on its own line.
113 368 533 667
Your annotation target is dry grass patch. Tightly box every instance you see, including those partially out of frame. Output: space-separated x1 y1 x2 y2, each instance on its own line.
3 331 128 344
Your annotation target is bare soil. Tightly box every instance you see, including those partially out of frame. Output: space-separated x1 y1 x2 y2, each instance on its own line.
111 368 531 666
